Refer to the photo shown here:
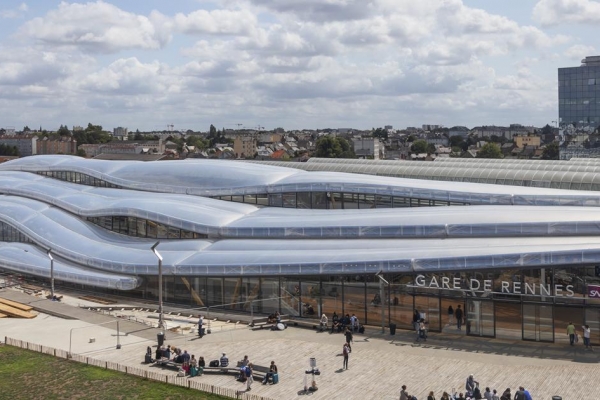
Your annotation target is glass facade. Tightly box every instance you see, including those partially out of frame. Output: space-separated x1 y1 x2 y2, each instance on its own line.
559 62 600 129
50 268 600 345
86 216 208 239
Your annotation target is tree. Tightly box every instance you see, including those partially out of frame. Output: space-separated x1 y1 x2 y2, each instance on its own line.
76 149 87 158
427 143 437 154
0 144 19 156
57 125 70 136
315 136 355 158
541 124 553 136
449 136 464 148
477 142 503 158
23 126 31 132
542 142 559 160
410 139 428 154
372 127 388 141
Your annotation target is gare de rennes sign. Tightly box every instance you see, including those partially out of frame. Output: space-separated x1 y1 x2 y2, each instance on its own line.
413 274 576 298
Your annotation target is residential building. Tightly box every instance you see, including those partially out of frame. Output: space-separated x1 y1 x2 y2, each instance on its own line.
113 127 128 141
233 136 257 158
0 135 37 156
514 135 541 149
37 136 77 155
352 137 382 159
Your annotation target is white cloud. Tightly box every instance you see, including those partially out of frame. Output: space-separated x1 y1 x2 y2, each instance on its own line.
533 0 600 26
564 44 596 60
18 1 170 53
0 2 28 18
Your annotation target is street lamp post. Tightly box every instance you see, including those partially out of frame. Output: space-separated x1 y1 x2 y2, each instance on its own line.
376 270 389 334
151 241 165 330
46 249 54 301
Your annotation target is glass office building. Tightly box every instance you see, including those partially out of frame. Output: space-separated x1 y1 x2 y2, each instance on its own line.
559 55 600 129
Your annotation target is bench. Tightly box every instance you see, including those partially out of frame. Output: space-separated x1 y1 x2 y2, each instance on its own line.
250 315 290 330
154 358 182 371
291 319 320 330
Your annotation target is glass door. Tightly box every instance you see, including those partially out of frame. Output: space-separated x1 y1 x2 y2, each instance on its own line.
466 299 495 337
522 303 554 342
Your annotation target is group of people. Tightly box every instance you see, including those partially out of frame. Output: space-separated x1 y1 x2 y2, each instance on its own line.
566 322 593 350
327 312 364 334
152 344 205 377
236 355 279 391
400 375 534 400
446 305 464 330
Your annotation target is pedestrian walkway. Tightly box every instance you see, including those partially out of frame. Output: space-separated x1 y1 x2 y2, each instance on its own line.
1 288 599 399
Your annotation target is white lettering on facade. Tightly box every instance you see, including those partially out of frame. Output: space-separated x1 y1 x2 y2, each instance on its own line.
483 280 492 292
411 275 575 297
555 284 563 296
513 282 521 294
525 283 535 295
453 278 461 289
540 284 551 296
442 277 450 289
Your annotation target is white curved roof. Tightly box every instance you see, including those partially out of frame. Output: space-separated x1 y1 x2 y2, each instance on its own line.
2 155 600 288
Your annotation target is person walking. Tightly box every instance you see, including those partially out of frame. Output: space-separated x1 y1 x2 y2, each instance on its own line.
245 363 254 391
567 322 576 345
400 385 410 400
582 324 592 350
455 305 463 330
344 327 353 352
342 342 350 370
413 309 421 331
447 305 454 325
197 315 204 337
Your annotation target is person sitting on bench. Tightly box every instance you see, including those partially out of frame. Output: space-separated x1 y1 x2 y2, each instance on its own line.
320 313 328 331
144 346 153 363
220 353 229 367
262 361 278 384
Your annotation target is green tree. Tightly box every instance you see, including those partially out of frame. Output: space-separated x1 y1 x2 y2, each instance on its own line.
410 139 428 154
477 142 503 158
541 142 559 160
315 136 356 158
57 125 70 136
449 136 464 148
427 143 437 154
76 149 87 157
0 144 19 156
541 124 553 136
372 127 388 141
23 126 31 132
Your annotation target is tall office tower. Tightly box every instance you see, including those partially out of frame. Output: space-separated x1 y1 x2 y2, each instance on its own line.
559 55 600 130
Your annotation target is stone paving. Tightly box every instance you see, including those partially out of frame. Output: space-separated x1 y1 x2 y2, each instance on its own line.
1 288 599 400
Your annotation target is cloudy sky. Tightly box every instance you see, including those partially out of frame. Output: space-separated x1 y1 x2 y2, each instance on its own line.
0 0 598 132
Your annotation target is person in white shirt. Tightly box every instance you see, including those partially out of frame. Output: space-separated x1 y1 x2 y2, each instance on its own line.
320 314 328 331
582 324 592 349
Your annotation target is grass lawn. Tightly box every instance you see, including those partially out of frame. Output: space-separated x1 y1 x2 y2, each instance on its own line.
0 345 229 400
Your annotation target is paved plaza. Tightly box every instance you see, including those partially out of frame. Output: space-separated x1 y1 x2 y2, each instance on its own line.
1 288 599 400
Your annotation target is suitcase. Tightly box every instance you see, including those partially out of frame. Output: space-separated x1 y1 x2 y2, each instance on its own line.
209 360 219 367
272 373 279 384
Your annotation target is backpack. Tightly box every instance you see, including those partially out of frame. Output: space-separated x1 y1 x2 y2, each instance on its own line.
209 360 219 367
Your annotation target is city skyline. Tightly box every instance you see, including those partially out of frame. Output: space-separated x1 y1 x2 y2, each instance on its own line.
0 0 599 131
